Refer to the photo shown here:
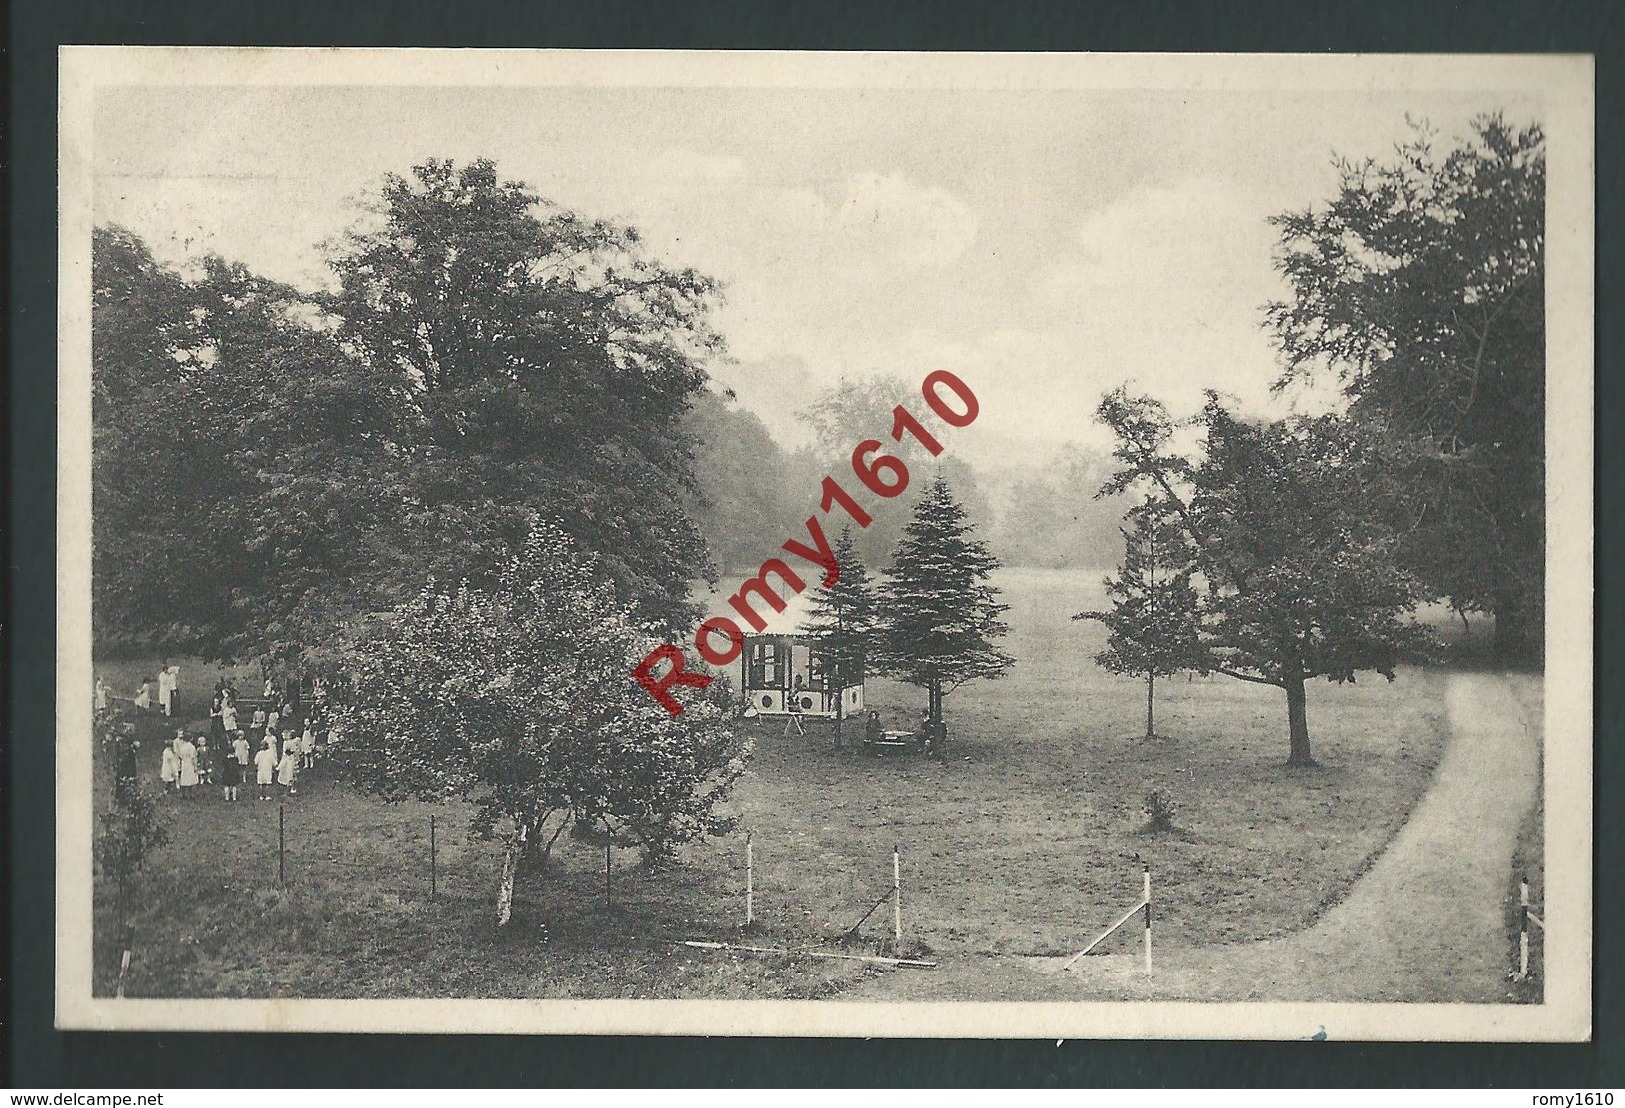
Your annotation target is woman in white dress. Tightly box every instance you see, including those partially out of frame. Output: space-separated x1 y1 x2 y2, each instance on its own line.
175 731 199 796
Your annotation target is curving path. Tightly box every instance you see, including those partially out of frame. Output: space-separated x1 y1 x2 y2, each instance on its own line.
842 671 1542 1003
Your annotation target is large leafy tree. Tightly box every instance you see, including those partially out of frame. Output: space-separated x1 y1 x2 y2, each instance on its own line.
1075 500 1204 740
802 527 879 747
91 228 399 660
875 476 1013 752
92 226 213 650
93 158 729 662
332 521 750 929
1097 389 1434 766
324 158 723 633
1266 115 1544 663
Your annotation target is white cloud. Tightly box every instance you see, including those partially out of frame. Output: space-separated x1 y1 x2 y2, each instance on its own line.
766 171 979 271
1040 175 1276 301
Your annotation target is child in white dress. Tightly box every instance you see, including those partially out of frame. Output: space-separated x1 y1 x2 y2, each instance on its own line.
159 740 179 794
254 740 277 801
231 733 250 801
276 744 299 797
300 722 316 769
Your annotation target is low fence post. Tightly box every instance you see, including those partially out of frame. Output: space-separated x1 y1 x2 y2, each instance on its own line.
278 802 286 888
893 844 903 946
1142 864 1153 976
745 832 754 927
430 815 437 901
1517 877 1530 980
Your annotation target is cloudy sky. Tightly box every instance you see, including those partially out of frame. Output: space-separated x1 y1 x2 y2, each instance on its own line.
93 73 1537 468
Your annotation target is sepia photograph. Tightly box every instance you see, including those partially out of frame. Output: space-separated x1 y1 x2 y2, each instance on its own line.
54 48 1593 1039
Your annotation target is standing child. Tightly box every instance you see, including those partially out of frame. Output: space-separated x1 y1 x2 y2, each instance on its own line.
220 732 241 801
157 662 174 716
276 741 299 798
94 676 109 711
254 739 277 801
300 720 316 770
159 738 179 795
175 731 199 798
135 678 153 711
232 731 251 800
194 730 214 786
220 699 239 738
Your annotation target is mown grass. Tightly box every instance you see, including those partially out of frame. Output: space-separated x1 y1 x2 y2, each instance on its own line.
93 567 1450 999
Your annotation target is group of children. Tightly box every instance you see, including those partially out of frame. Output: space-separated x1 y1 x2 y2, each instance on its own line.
100 663 182 717
153 675 332 802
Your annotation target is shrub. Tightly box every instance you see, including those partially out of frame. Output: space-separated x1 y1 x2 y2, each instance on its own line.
1143 789 1178 834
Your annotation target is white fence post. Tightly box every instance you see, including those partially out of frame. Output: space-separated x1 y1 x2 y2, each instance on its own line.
1517 878 1530 980
1143 864 1153 976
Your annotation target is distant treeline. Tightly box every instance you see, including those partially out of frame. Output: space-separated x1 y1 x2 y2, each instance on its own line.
683 383 1129 579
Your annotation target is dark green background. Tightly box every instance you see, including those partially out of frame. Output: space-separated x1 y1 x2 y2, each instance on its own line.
8 0 1621 1087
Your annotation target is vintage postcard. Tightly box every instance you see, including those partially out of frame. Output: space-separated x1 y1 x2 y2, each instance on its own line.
56 48 1593 1039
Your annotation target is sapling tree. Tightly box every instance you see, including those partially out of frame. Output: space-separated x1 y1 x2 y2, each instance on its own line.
1097 388 1434 766
1075 500 1204 740
875 476 1014 754
802 527 879 747
333 520 750 929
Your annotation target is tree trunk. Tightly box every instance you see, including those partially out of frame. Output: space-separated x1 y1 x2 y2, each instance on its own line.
1284 675 1315 767
935 680 947 759
494 819 530 929
1145 670 1155 740
834 696 843 750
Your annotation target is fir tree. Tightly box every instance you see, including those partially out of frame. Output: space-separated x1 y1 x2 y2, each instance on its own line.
1075 500 1204 740
803 528 878 748
875 476 1014 755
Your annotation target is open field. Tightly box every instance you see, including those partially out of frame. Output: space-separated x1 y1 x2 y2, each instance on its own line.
92 567 1457 1000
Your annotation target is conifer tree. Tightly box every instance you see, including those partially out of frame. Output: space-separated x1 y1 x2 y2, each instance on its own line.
803 528 878 748
876 476 1014 754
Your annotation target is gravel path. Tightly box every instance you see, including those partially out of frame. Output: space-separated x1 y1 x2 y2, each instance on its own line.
842 671 1542 1003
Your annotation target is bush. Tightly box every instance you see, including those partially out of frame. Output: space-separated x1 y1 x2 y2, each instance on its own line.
1143 790 1178 834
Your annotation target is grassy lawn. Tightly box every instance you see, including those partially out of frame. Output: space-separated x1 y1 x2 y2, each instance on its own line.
93 567 1449 999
